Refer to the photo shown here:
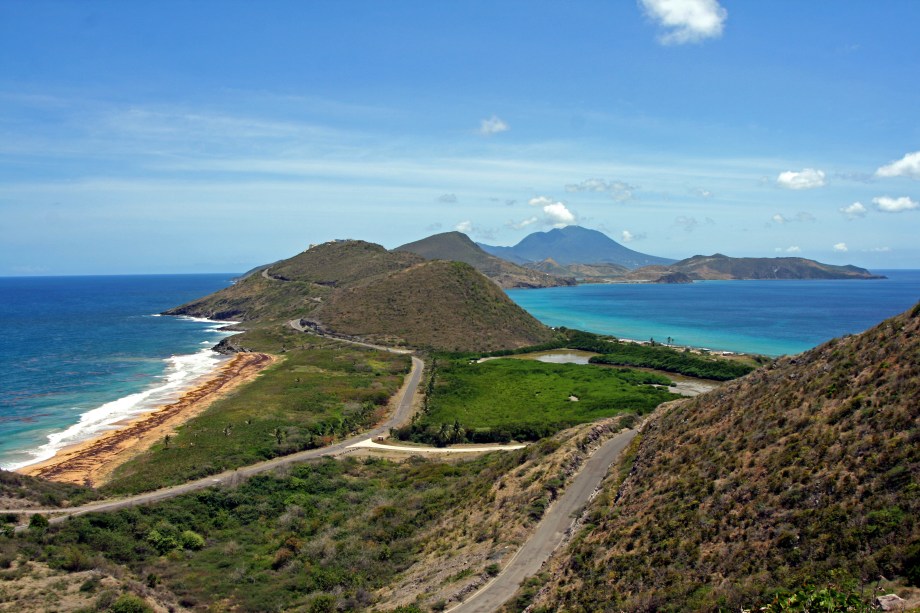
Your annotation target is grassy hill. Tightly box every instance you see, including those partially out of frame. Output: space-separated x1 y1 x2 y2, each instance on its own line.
316 260 555 351
166 240 553 351
395 231 575 288
626 253 884 281
526 303 920 611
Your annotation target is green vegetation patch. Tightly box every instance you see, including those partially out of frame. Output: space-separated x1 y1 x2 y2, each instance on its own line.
0 469 99 509
103 328 410 495
395 357 677 444
14 450 553 612
589 341 756 380
477 328 760 381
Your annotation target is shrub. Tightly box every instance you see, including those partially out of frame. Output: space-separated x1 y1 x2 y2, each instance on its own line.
109 593 154 613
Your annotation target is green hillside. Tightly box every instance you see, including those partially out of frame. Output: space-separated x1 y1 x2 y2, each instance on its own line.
526 303 920 611
317 260 555 351
165 240 553 351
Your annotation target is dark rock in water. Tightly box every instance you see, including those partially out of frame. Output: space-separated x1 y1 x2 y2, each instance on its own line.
654 272 693 284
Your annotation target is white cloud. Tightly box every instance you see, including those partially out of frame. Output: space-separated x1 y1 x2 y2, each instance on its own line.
565 178 637 201
873 196 919 213
693 188 714 198
785 246 801 253
772 214 788 224
867 246 891 252
776 168 826 190
640 0 727 45
455 220 473 233
543 202 577 227
876 151 920 179
840 202 867 218
510 216 539 230
438 193 457 204
479 115 509 136
833 242 848 252
528 196 577 228
528 196 554 207
621 230 647 243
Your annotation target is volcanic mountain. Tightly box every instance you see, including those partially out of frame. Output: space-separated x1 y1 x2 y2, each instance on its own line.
478 225 675 269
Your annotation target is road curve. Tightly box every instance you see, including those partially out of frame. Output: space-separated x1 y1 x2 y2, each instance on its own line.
288 319 414 354
4 354 424 527
446 428 638 613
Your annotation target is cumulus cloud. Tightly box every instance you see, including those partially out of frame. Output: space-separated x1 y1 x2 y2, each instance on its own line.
438 193 457 204
527 196 577 228
772 214 788 224
543 202 577 227
873 196 919 213
833 242 848 252
621 230 647 243
840 202 867 218
639 0 727 45
777 168 826 190
876 151 920 179
565 178 637 202
479 115 509 136
455 220 473 233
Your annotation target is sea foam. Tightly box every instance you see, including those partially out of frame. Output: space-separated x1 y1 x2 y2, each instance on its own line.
4 316 240 472
5 348 229 471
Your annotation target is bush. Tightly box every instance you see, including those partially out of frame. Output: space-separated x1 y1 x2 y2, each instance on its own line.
109 593 154 613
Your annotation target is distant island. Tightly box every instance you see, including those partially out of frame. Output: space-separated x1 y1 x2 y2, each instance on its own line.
383 225 883 283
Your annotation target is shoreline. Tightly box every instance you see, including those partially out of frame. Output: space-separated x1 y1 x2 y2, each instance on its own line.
17 351 276 487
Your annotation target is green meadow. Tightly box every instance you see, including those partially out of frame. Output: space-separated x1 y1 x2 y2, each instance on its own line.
394 357 678 444
103 327 410 495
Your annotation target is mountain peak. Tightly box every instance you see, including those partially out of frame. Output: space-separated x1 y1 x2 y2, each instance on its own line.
479 225 675 269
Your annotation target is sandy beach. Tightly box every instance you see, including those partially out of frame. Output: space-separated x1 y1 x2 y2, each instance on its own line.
18 351 276 487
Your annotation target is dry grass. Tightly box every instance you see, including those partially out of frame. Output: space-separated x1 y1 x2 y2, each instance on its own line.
373 416 636 611
527 303 920 612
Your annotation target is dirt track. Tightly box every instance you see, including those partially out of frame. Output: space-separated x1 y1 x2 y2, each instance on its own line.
446 428 638 613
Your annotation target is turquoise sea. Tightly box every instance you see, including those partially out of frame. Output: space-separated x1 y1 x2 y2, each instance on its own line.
0 274 238 470
507 270 920 357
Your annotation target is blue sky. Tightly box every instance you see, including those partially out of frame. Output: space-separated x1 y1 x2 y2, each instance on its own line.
1 0 919 274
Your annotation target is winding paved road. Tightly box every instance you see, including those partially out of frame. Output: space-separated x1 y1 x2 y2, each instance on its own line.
446 428 638 613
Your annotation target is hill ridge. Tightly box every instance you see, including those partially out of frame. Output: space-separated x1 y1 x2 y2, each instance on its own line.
529 302 920 611
394 231 575 288
165 239 553 351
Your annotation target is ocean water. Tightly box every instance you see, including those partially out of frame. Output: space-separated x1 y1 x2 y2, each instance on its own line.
0 274 238 470
507 270 920 357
